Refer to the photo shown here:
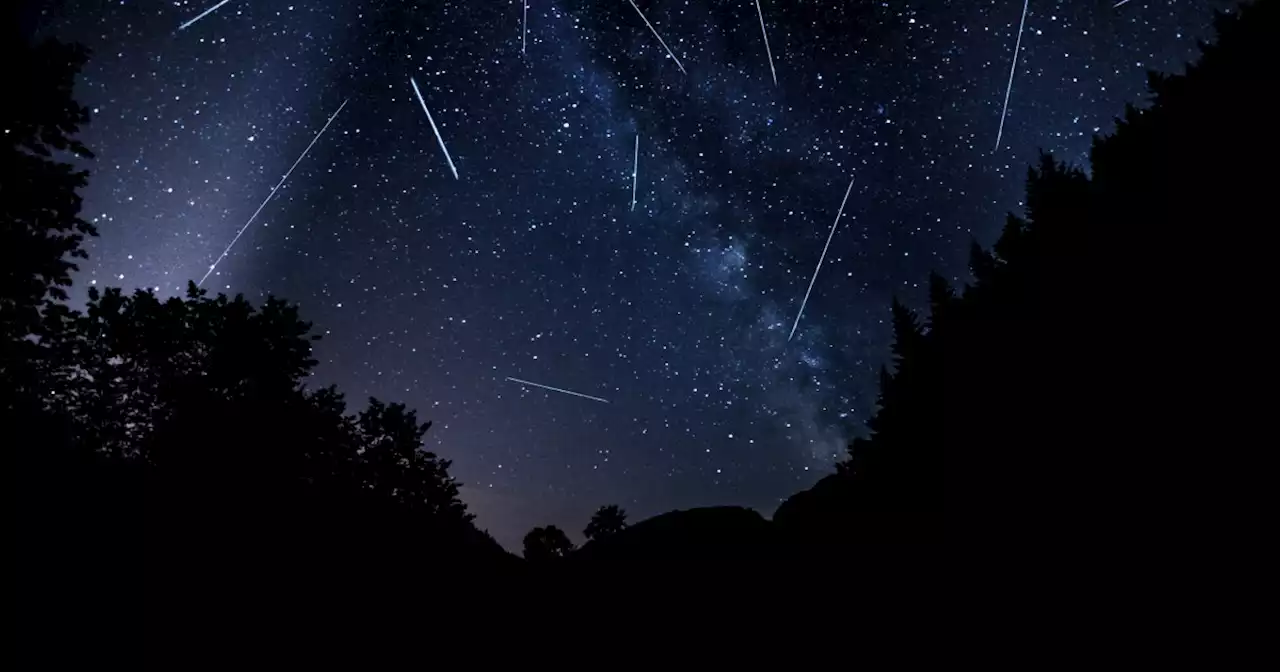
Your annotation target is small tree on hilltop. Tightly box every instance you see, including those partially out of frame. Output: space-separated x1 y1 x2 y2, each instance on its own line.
583 504 628 543
522 525 575 561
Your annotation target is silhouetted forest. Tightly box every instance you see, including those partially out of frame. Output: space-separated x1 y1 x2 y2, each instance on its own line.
778 3 1277 547
7 2 1274 658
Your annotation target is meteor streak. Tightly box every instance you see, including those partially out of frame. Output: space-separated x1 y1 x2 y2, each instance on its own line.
754 0 778 86
627 0 687 75
199 98 349 287
523 0 529 55
410 77 460 180
178 0 232 32
994 0 1030 152
788 177 855 342
631 133 640 211
506 377 610 404
1113 0 1132 7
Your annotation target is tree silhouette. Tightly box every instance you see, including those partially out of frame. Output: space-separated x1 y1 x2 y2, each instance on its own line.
356 397 472 525
14 278 479 541
2 42 513 639
523 525 575 561
1 39 94 327
41 283 317 462
1 37 95 430
776 2 1278 542
584 504 628 543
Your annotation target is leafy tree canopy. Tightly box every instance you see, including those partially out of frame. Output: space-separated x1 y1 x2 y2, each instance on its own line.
523 525 575 561
584 504 628 543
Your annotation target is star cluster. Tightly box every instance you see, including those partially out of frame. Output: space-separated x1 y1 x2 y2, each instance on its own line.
35 0 1233 548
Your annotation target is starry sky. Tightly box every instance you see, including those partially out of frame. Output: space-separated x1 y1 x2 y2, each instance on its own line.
30 0 1234 549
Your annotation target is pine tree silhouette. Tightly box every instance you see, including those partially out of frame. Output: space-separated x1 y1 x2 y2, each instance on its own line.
775 2 1278 543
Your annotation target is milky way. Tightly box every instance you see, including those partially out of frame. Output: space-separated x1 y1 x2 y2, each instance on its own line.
35 0 1234 549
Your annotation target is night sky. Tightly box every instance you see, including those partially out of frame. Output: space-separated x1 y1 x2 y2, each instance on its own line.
33 0 1232 549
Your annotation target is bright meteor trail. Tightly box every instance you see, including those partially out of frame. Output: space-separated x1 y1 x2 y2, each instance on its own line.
631 133 640 211
410 77 460 180
994 0 1030 152
178 0 232 32
754 0 778 86
506 377 610 404
199 98 349 287
788 176 855 342
627 0 687 75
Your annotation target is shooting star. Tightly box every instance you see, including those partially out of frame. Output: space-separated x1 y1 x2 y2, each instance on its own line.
754 0 778 86
631 133 640 211
199 98 349 287
994 0 1030 152
523 0 529 55
788 176 855 342
506 377 610 404
627 0 687 75
410 77 459 180
178 0 232 32
1113 0 1133 7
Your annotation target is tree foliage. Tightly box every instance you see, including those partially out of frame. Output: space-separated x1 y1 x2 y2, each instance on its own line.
1 36 479 546
1 37 96 421
523 525 575 561
584 504 628 543
0 33 511 627
0 29 480 525
32 282 474 528
0 38 94 320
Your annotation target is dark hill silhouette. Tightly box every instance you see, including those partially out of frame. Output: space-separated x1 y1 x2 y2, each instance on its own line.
572 506 774 568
